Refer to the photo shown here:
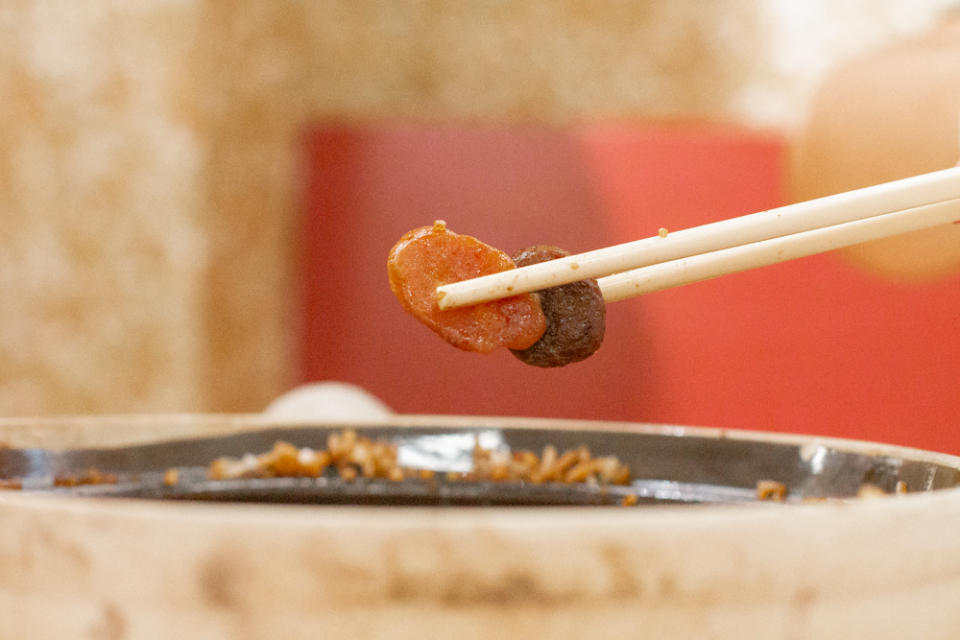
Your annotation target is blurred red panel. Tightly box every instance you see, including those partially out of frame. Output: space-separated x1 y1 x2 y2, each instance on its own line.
301 122 960 454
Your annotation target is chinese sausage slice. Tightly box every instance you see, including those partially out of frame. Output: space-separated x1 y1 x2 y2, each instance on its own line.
387 221 546 353
509 245 605 367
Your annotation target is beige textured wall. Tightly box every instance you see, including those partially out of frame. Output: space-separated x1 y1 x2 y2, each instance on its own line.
0 1 953 416
0 3 209 413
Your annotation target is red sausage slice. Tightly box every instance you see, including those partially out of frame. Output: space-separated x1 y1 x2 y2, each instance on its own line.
387 221 547 353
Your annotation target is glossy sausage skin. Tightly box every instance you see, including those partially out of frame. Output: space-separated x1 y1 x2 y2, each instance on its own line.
509 245 605 367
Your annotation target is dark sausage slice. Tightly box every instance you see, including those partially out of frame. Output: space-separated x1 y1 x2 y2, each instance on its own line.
509 245 605 367
388 222 547 353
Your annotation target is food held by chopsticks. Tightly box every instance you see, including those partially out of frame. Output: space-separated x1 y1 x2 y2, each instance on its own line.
388 221 605 366
509 245 605 367
388 221 545 354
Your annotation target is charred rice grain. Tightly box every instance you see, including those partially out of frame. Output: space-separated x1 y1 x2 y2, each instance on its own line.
756 480 788 501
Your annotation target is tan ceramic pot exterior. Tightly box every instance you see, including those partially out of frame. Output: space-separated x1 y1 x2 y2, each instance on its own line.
1 414 959 640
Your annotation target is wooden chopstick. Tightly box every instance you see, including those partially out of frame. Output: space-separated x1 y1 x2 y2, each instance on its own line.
435 166 960 310
597 197 960 302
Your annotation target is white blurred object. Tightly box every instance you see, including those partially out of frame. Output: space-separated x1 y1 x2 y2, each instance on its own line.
264 382 392 420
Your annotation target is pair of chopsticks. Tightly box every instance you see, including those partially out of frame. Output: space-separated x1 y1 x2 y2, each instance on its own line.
435 166 960 309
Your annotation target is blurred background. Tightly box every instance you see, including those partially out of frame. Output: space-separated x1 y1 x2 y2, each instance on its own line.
2 1 959 452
